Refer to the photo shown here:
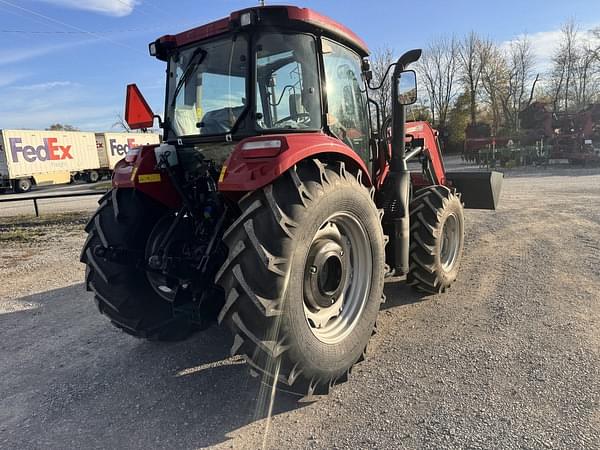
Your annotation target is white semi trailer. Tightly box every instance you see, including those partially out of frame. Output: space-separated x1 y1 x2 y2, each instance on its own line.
0 130 161 193
94 132 161 172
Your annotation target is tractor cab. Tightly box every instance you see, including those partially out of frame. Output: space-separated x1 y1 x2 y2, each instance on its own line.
128 5 380 168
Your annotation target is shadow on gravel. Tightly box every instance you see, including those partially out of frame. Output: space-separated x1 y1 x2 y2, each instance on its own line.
0 284 302 449
382 280 428 310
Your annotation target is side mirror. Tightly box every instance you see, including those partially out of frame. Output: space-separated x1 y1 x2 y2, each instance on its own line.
125 84 155 129
361 58 373 83
396 70 417 105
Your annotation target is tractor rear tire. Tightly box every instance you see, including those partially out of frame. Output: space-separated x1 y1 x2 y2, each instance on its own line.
81 189 194 341
216 159 385 396
407 185 464 294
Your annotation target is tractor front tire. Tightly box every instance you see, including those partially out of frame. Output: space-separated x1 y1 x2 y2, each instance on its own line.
216 159 385 396
81 189 194 341
408 185 464 294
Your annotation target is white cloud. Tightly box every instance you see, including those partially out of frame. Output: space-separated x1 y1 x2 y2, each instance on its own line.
0 73 23 88
0 105 118 130
503 24 600 72
14 81 76 90
0 81 120 131
0 41 91 66
33 0 139 17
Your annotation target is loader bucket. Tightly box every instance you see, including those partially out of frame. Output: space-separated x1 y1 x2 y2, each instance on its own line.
446 171 503 210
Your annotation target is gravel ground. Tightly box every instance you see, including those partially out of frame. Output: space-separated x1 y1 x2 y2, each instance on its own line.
1 166 599 449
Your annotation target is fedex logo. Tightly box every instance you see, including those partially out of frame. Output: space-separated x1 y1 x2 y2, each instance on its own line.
110 138 138 156
10 138 72 163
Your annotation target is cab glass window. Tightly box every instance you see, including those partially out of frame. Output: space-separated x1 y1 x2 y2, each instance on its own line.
255 33 321 130
322 39 370 158
167 35 248 138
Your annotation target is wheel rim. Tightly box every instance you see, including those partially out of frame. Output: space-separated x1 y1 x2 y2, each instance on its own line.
440 213 460 272
303 212 372 344
19 180 31 191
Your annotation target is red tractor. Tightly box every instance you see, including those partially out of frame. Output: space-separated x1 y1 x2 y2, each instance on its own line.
81 5 502 397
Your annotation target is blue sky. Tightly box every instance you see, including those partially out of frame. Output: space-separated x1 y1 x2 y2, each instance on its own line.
0 0 599 131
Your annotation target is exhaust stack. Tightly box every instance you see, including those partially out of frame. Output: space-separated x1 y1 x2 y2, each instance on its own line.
384 49 422 275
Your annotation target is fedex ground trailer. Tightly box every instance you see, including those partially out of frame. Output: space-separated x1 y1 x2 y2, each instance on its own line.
0 130 162 193
94 132 160 171
0 129 100 193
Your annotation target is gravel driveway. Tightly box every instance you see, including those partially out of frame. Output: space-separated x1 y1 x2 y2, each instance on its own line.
1 166 599 449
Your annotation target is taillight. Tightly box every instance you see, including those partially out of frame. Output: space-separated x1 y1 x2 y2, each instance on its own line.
240 137 287 158
125 147 141 163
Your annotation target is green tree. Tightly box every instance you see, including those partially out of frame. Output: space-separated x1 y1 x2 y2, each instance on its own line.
446 91 470 153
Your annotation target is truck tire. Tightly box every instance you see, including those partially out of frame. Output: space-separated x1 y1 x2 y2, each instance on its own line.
216 159 385 396
407 185 464 294
14 178 32 193
86 170 100 183
81 189 194 341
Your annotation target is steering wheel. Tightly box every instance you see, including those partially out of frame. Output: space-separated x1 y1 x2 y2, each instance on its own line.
273 112 312 127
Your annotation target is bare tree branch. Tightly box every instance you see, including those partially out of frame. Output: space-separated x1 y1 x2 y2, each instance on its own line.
458 31 491 124
417 35 459 127
369 46 395 123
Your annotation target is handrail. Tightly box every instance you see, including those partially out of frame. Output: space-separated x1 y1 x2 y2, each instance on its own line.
0 190 106 216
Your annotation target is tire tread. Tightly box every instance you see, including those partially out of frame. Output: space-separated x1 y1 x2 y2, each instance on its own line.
81 188 194 341
407 185 464 294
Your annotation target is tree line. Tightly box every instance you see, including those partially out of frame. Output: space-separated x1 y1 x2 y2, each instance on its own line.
370 20 600 152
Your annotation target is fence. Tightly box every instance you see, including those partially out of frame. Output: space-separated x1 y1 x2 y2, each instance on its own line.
0 191 106 217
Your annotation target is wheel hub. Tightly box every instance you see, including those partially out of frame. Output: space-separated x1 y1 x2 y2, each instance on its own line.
304 240 347 309
302 213 372 344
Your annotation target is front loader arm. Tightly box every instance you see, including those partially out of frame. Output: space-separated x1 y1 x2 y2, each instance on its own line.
405 121 446 186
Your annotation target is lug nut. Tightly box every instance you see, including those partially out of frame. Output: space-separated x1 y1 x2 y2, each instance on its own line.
148 255 161 269
310 265 317 274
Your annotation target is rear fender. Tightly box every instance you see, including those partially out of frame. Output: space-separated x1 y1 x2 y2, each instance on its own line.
218 133 372 197
112 144 182 209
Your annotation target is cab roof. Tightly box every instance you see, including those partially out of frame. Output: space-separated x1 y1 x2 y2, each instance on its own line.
155 5 369 58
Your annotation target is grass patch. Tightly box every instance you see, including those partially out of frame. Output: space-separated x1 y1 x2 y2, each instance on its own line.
0 212 90 228
0 212 91 242
0 229 46 242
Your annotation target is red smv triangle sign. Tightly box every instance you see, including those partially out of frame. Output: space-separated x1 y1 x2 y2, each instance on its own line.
125 84 154 129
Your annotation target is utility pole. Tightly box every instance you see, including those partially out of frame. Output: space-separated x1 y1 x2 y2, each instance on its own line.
259 0 265 6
